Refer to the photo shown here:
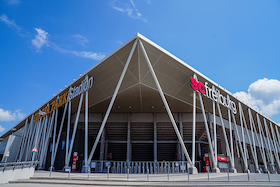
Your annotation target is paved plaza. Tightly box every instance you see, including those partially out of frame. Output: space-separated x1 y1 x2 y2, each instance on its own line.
2 170 280 186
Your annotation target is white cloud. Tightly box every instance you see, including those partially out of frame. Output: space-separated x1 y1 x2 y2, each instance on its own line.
71 51 105 60
5 0 21 5
31 28 104 60
0 14 22 32
233 78 280 118
0 108 25 122
0 125 4 133
32 28 49 51
72 34 89 47
110 0 147 22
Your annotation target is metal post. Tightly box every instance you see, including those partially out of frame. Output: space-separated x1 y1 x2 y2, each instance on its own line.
228 108 234 168
263 118 276 173
256 114 269 172
127 113 131 162
32 117 42 161
38 111 55 168
127 168 129 180
15 118 29 161
65 101 71 169
238 103 249 173
248 109 261 173
179 113 185 161
52 103 68 167
147 168 149 181
167 166 170 181
107 166 110 180
84 86 89 172
66 93 84 167
198 93 217 172
24 115 34 161
192 74 197 171
139 39 193 171
240 105 258 173
87 39 138 167
154 113 157 162
269 122 280 170
50 108 58 170
213 101 218 171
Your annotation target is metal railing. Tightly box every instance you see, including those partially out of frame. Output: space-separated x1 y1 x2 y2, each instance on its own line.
87 160 202 174
0 161 38 172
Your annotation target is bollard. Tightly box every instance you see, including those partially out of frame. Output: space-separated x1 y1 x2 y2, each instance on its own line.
207 170 209 181
267 171 271 181
127 168 129 180
247 171 250 181
68 168 70 179
147 168 149 181
167 166 170 181
87 168 90 180
49 166 52 178
107 166 110 180
227 169 229 181
188 168 190 181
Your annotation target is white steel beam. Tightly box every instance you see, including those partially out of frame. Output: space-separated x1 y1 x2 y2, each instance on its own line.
66 93 84 167
198 93 219 173
32 117 43 161
231 110 249 172
52 102 68 167
240 105 259 173
217 103 236 172
269 122 280 171
87 39 138 167
192 74 197 170
65 101 71 168
139 39 195 173
38 110 55 169
263 119 277 173
16 118 29 161
238 103 249 172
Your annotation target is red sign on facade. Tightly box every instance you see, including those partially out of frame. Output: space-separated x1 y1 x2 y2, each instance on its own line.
72 152 78 171
31 146 38 152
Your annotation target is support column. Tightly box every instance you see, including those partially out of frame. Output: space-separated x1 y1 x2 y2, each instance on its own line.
139 39 194 173
154 113 157 162
212 101 219 173
15 118 28 161
126 113 131 162
179 113 185 161
66 93 84 168
256 114 269 173
198 93 219 173
248 109 261 173
217 103 236 173
238 103 249 173
64 101 71 170
100 129 105 161
83 85 89 173
87 39 138 167
191 74 198 174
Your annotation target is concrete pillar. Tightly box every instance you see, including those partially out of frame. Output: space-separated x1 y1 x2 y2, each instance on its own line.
179 113 185 161
126 113 131 162
154 113 157 162
100 129 105 161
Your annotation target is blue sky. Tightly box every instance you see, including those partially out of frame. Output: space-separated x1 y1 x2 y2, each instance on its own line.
1 0 280 135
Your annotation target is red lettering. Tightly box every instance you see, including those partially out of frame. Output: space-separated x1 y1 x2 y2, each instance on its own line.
190 77 198 91
198 82 206 95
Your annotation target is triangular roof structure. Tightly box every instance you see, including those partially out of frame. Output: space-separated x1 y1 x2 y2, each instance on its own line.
1 33 278 139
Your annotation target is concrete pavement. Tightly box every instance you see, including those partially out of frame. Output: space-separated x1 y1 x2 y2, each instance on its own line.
3 170 280 186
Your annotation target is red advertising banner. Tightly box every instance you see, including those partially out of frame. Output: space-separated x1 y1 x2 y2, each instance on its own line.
72 152 78 171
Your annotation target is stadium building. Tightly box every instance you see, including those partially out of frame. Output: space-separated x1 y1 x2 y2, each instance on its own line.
1 33 280 174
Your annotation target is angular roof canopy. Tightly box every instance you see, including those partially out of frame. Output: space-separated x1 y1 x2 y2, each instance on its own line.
1 33 278 139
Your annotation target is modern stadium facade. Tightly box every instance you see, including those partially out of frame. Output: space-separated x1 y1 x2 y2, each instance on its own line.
1 33 280 175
